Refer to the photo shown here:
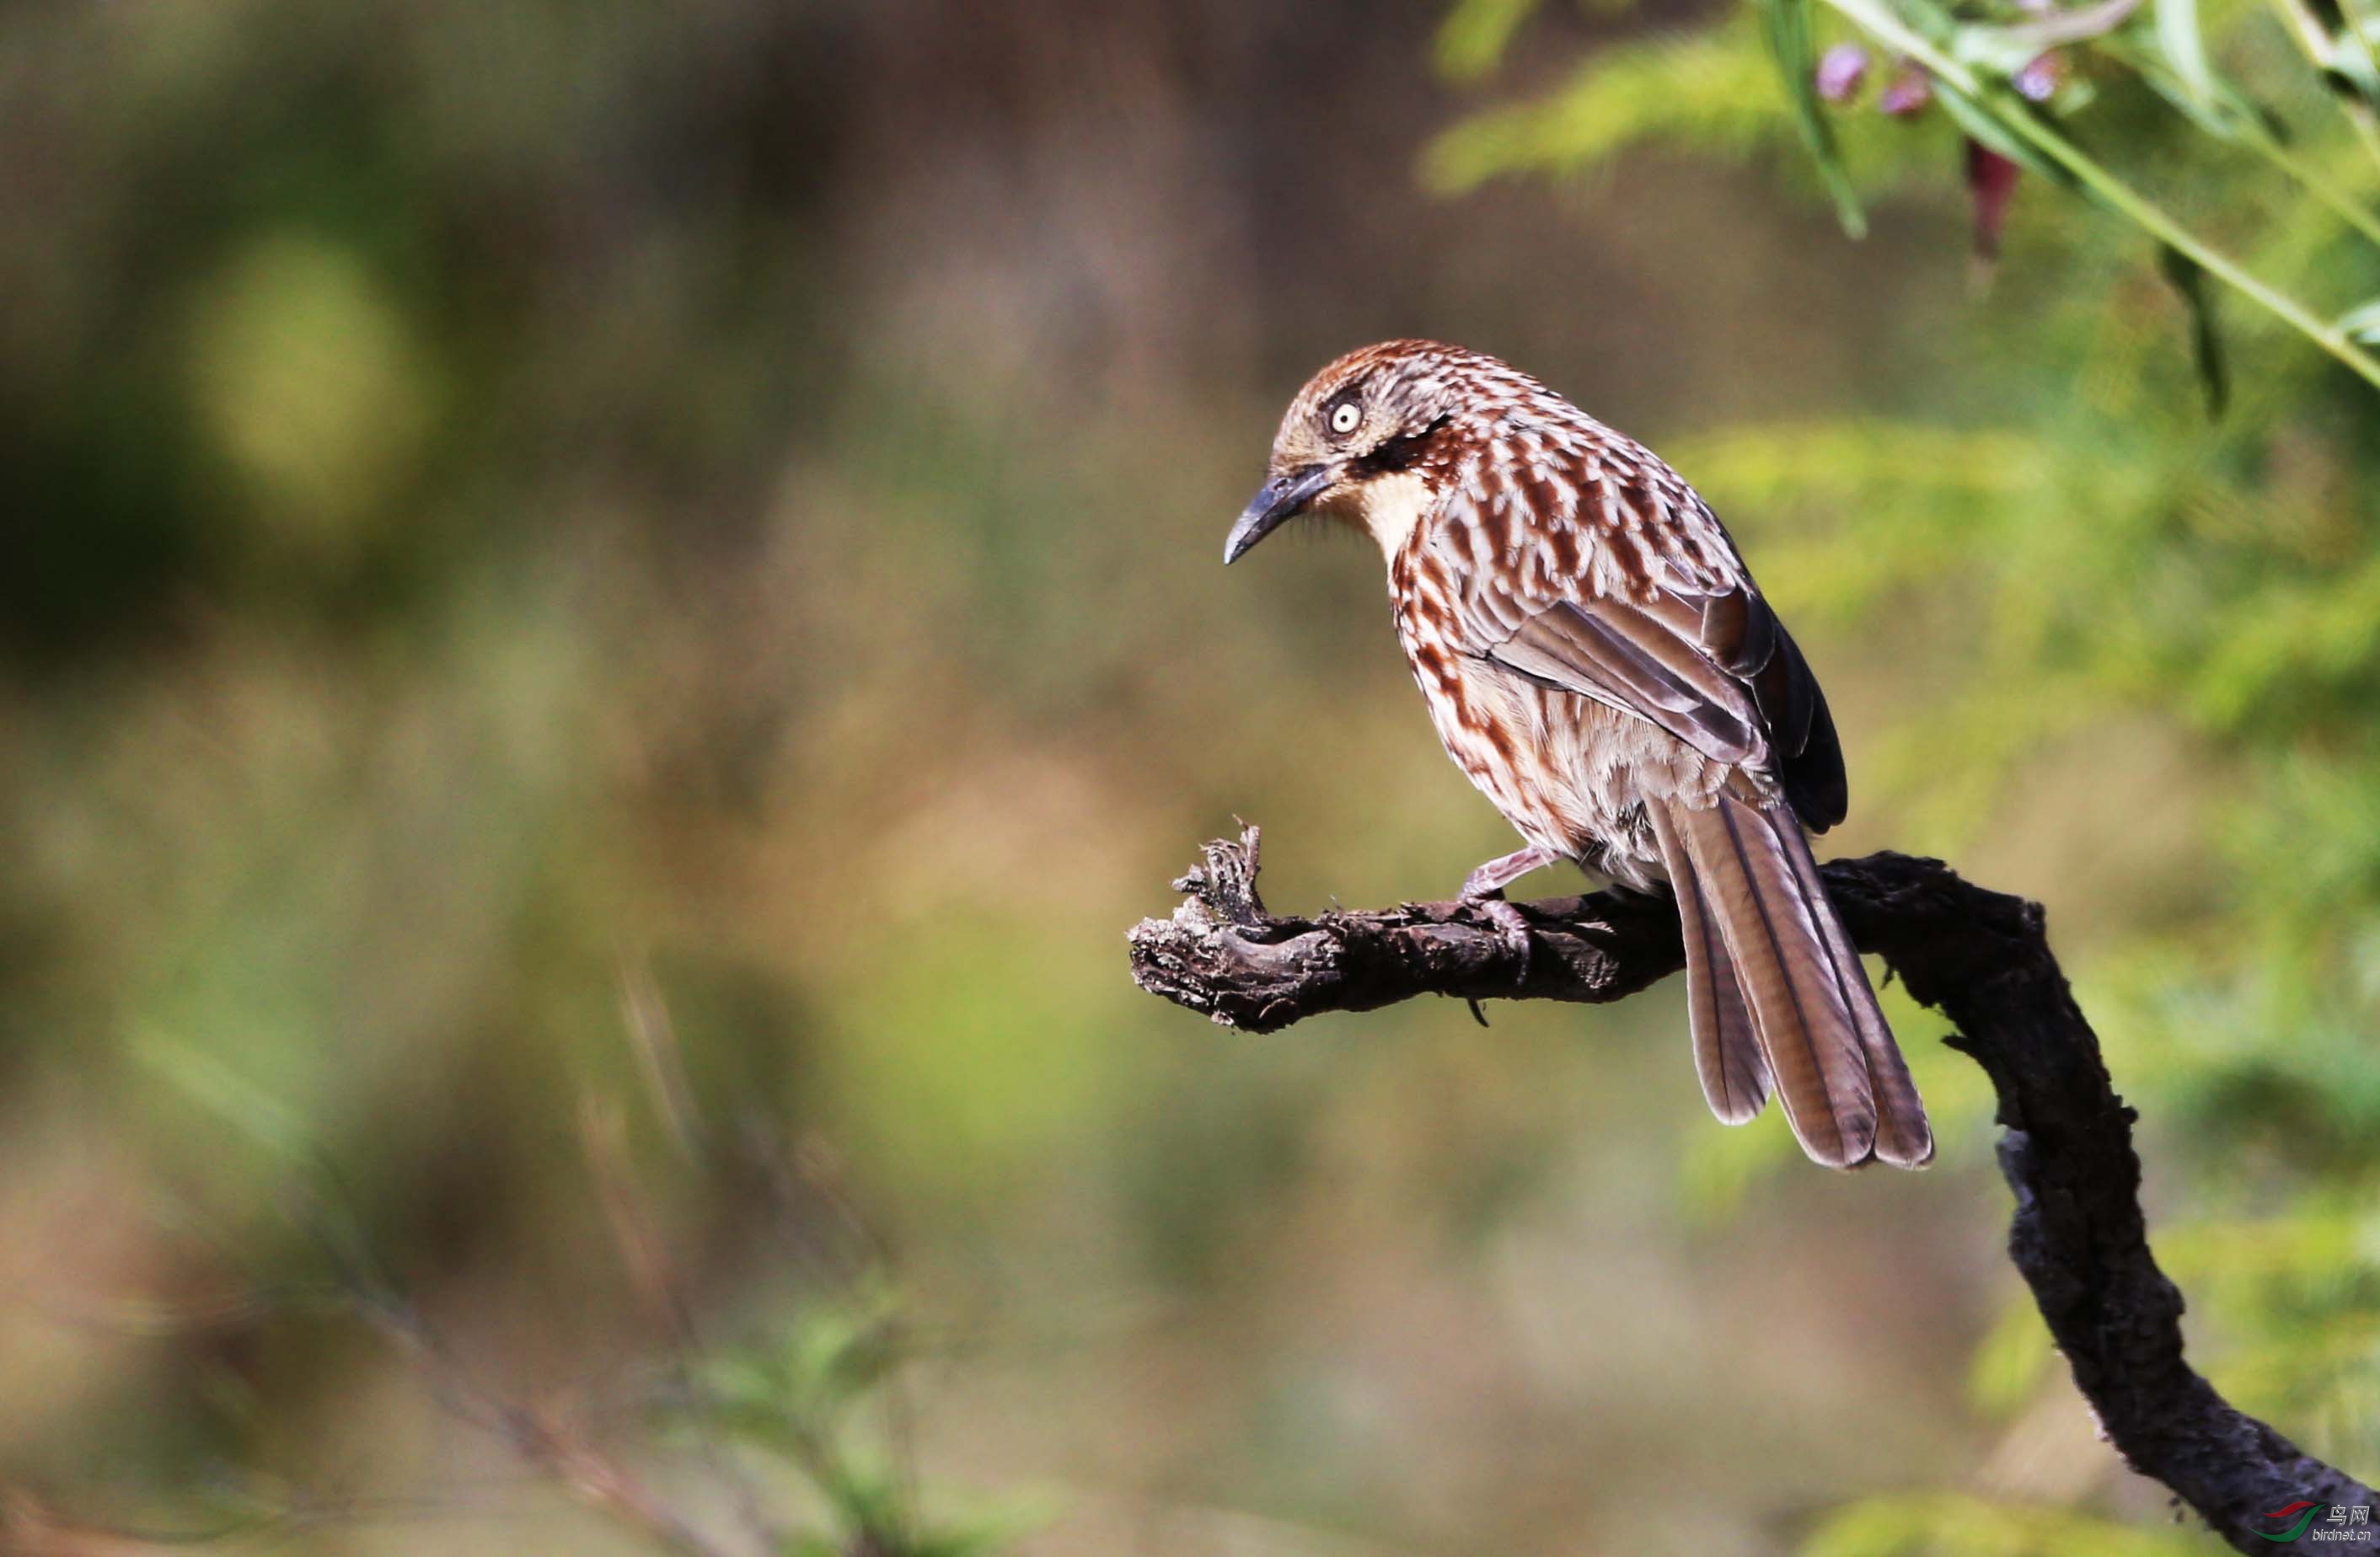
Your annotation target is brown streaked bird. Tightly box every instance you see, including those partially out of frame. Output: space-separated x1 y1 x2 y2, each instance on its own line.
1225 340 1931 1169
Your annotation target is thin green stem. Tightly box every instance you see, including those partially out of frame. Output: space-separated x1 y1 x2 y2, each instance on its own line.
1823 0 2380 391
2217 95 2380 243
2243 129 2380 246
2106 35 2380 247
2265 0 2380 170
2344 0 2380 60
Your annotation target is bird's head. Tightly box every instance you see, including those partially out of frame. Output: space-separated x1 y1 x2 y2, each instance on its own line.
1224 339 1478 566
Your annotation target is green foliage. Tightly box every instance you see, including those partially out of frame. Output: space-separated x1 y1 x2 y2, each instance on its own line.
679 1288 1035 1557
1807 1492 2206 1556
1425 24 1793 191
1437 0 1552 81
1962 1294 2058 1421
1437 0 2380 388
1759 0 1873 233
689 1287 910 1452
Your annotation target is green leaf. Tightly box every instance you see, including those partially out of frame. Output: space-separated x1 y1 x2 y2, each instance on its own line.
2114 35 2283 144
2157 0 2219 110
2339 297 2380 342
1951 0 2140 78
2158 243 2231 417
1435 0 1545 82
2320 8 2380 110
1752 0 1868 236
1884 0 1964 51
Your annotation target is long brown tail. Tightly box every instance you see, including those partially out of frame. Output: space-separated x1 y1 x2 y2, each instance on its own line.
1648 793 1932 1169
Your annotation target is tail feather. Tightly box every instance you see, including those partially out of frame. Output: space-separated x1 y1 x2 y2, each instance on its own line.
1767 813 1934 1167
1659 792 1930 1169
1648 803 1770 1123
1694 798 1873 1167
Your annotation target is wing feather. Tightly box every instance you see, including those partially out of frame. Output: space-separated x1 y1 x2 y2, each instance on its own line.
1434 443 1847 828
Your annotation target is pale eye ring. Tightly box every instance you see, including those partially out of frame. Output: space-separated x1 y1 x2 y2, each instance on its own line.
1328 402 1361 435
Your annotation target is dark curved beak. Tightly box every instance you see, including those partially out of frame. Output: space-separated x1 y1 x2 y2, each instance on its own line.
1224 463 1335 564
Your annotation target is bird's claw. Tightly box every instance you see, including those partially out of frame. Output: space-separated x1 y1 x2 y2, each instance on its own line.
1463 894 1535 986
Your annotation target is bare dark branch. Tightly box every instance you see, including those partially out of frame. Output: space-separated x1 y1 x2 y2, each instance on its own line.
1127 826 2374 1554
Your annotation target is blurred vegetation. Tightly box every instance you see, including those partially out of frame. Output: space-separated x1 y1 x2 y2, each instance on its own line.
0 0 2371 1554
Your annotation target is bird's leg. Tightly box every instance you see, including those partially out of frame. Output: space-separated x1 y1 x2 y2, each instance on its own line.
1459 843 1557 983
1461 843 1557 901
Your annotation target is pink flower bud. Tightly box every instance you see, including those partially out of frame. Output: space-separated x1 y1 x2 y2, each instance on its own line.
1966 140 2023 259
1817 44 1871 103
1879 62 1933 116
2015 52 2062 100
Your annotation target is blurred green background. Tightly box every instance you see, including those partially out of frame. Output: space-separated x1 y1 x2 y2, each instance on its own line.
2 0 2375 1553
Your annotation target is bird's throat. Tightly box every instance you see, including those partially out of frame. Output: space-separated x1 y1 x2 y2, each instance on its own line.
1342 469 1435 559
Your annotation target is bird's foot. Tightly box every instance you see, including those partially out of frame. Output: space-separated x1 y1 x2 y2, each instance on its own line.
1461 893 1536 986
1457 844 1555 987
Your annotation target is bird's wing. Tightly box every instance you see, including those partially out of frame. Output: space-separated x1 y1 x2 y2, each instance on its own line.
1435 438 1847 828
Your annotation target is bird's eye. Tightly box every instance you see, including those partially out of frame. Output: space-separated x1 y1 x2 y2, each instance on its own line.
1328 402 1361 435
